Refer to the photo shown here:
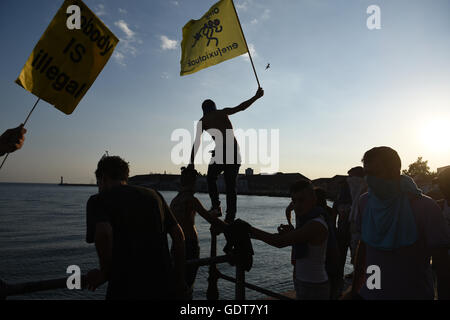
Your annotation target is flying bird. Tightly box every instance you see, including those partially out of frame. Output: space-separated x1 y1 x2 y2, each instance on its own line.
265 63 270 70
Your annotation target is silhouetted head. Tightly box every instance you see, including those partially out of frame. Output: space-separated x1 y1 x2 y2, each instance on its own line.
202 99 217 115
436 168 450 200
95 156 129 192
180 166 198 191
314 187 328 209
348 166 365 178
362 146 401 180
289 179 316 216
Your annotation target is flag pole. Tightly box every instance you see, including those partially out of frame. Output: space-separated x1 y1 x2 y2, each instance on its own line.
0 97 40 171
230 0 261 88
23 98 40 127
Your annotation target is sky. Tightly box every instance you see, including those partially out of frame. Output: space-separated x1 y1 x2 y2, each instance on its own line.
0 0 449 183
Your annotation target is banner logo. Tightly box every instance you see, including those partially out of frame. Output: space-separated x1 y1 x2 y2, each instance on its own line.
180 0 248 76
192 19 223 48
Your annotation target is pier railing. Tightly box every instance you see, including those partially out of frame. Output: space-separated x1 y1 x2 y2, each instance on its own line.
0 231 294 300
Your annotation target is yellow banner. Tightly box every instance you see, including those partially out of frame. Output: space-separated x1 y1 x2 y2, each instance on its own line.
180 0 248 76
16 0 119 115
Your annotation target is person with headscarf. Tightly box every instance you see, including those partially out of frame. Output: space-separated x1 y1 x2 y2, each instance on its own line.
347 147 450 300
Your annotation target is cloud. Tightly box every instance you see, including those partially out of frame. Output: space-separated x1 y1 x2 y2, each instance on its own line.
235 1 249 11
119 38 138 56
114 20 135 39
118 8 127 14
249 8 270 25
112 20 142 66
242 43 257 61
160 35 178 50
94 4 106 17
248 43 257 57
113 52 126 66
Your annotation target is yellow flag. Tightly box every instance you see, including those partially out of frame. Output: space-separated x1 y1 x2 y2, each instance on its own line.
16 0 119 115
180 0 248 76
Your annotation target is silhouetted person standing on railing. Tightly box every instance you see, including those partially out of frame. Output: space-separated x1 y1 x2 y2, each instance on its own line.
188 87 264 223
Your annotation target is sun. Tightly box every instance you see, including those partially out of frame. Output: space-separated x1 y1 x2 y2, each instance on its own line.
419 118 450 154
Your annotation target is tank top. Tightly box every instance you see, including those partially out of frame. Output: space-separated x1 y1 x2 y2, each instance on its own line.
295 216 329 283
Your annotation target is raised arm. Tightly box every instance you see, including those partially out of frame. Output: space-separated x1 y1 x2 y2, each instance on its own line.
189 120 204 166
222 87 264 116
250 220 326 249
285 201 294 227
193 197 228 232
85 222 113 291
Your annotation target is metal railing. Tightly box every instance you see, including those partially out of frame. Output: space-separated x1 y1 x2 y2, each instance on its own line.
1 232 294 300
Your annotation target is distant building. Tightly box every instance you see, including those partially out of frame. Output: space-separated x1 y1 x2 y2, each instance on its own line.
238 172 310 196
437 165 450 174
128 171 353 199
312 175 348 200
129 173 180 190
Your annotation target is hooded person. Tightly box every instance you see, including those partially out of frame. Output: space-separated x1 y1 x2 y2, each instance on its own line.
348 147 450 300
